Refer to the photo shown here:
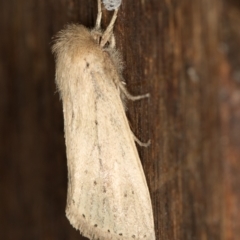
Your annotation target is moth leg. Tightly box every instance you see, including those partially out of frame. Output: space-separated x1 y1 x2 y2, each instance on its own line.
95 0 102 29
133 134 151 147
119 83 150 101
100 8 119 47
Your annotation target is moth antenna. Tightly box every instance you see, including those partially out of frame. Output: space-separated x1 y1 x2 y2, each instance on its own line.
100 8 118 47
95 0 102 29
109 34 116 48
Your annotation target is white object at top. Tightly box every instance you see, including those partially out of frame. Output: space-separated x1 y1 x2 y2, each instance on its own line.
102 0 122 10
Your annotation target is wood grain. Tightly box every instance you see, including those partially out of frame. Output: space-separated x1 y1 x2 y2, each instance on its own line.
0 0 239 239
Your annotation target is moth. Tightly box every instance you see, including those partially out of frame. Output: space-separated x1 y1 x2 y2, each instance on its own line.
52 0 155 239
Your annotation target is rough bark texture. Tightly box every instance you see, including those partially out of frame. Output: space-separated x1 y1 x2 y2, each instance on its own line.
0 0 239 239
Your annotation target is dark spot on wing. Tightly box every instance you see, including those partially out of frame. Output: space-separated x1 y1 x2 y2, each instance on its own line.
86 62 90 68
82 214 85 218
94 181 97 185
99 158 103 166
94 224 97 227
108 229 110 233
119 233 123 236
132 235 136 238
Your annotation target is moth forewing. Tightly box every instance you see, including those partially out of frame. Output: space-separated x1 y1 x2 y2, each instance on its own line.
52 1 155 240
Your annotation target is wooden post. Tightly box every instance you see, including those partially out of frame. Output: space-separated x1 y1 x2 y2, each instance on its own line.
0 0 239 239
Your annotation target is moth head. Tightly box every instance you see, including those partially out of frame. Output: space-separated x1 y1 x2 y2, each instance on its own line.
91 28 116 49
91 28 103 46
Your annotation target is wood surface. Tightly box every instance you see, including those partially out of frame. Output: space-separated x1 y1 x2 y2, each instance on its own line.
0 0 239 239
